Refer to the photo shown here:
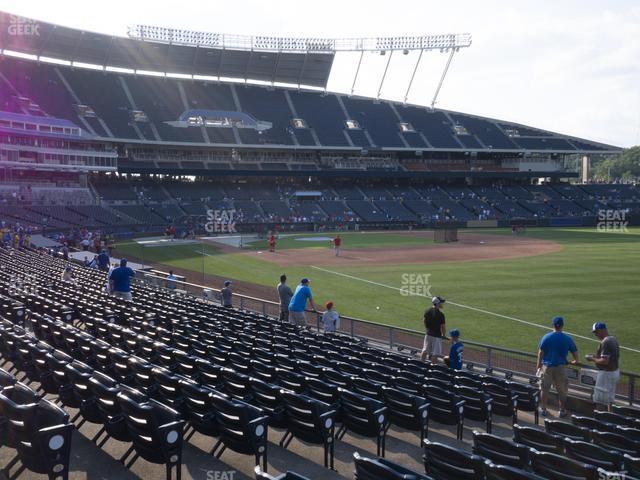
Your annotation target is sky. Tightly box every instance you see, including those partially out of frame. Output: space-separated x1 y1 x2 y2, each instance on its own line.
2 0 639 148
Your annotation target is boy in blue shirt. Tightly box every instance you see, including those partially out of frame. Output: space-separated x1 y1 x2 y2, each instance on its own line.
446 329 464 370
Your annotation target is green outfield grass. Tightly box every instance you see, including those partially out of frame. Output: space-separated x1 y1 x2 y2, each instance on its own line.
115 228 640 371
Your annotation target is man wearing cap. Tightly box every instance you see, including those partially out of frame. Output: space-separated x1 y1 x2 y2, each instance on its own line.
586 322 620 411
536 316 579 417
288 278 318 327
220 280 233 308
109 258 135 301
445 329 464 370
421 296 447 362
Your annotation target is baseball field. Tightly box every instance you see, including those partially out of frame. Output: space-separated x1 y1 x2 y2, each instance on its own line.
114 227 640 372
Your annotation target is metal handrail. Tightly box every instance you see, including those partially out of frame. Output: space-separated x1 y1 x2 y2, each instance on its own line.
136 271 640 405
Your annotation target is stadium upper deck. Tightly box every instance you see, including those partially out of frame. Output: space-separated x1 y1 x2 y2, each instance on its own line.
0 11 620 167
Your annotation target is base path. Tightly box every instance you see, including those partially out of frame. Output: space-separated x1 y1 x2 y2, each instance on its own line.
233 231 562 267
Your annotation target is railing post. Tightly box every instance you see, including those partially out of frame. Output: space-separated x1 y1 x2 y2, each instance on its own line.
240 296 244 311
389 327 395 349
629 375 636 406
262 300 266 315
350 319 355 338
487 347 493 369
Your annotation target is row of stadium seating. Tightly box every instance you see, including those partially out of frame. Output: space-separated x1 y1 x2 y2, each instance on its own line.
2 179 638 230
2 245 640 479
1 56 611 151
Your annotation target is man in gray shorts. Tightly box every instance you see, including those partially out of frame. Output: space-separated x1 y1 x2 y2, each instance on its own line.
277 274 293 323
586 322 620 411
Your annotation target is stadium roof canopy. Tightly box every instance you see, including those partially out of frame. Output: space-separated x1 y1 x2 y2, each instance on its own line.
0 11 334 87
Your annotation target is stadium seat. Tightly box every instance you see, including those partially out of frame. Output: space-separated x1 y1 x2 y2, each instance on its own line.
612 405 640 420
279 391 338 469
591 430 640 456
507 381 540 425
9 398 73 480
116 388 185 479
338 389 390 457
211 394 270 470
595 410 640 428
421 384 465 440
381 386 430 444
472 431 530 469
254 465 312 480
484 463 546 480
562 438 624 471
544 419 590 441
513 424 563 453
624 454 640 479
353 451 433 480
529 450 599 480
0 367 16 387
455 384 493 433
423 440 485 480
483 382 518 425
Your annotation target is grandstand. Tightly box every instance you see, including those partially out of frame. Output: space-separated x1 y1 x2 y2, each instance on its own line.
1 8 639 480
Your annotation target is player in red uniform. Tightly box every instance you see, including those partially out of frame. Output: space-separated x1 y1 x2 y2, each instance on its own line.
268 234 276 252
332 234 342 256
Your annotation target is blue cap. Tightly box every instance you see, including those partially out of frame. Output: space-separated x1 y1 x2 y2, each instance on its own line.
552 316 564 327
301 278 310 284
449 329 460 338
592 322 607 332
224 280 232 287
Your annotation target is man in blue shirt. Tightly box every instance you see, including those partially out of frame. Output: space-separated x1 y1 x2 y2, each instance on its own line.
97 249 110 272
536 316 579 417
446 329 464 370
109 258 135 301
288 278 318 327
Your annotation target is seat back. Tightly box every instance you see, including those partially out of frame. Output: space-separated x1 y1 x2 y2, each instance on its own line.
423 440 485 480
530 450 599 480
562 438 623 471
353 451 432 479
472 432 530 469
485 463 546 480
544 419 590 441
513 424 563 453
281 391 335 444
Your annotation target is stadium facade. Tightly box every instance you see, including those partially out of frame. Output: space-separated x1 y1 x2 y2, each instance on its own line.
0 11 635 234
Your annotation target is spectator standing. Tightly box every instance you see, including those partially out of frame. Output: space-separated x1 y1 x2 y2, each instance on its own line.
277 274 293 323
420 296 446 362
585 322 620 411
288 278 317 327
109 259 135 301
446 329 464 370
167 270 177 290
61 244 69 261
322 301 340 333
536 316 579 418
97 249 110 272
61 266 74 282
220 280 233 308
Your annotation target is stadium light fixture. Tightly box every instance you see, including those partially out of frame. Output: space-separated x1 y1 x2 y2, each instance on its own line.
127 25 472 53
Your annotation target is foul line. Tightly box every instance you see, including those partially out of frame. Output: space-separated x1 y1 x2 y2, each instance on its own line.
310 265 640 354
